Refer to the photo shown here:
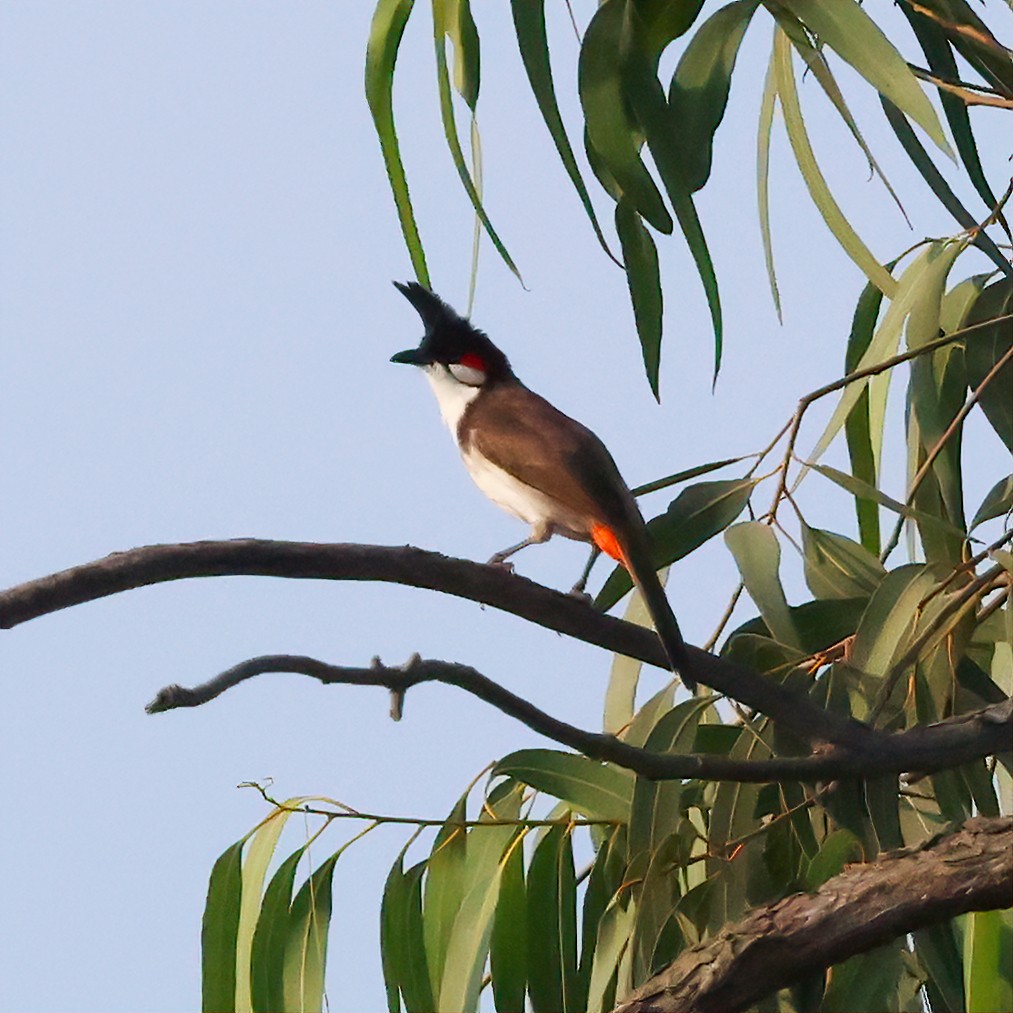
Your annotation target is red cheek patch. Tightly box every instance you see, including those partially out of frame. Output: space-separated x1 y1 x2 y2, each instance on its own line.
591 523 626 564
458 352 486 372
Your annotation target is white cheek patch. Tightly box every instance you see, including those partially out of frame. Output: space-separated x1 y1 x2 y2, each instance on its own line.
448 361 487 386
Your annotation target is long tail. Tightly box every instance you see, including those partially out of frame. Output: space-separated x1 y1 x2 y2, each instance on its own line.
592 522 697 691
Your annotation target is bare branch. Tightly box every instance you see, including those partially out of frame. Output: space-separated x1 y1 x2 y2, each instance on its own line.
616 816 1013 1012
0 539 867 749
146 654 1012 784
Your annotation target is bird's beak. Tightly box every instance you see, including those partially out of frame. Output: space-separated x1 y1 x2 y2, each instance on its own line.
390 347 430 366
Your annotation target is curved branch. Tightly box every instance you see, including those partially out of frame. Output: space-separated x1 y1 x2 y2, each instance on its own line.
616 816 1013 1012
145 654 1012 784
0 539 868 749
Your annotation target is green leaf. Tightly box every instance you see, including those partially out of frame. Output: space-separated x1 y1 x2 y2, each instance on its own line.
631 456 751 497
526 825 578 1013
724 522 800 648
803 829 863 891
577 829 626 1008
851 564 941 678
915 921 966 1013
281 853 340 1013
963 278 1013 452
773 30 896 298
971 473 1013 530
619 683 676 748
380 854 434 1013
236 800 311 1013
438 815 521 1011
757 47 781 319
778 0 950 154
803 526 887 601
251 846 307 1013
808 241 961 466
203 840 244 1013
597 477 755 609
964 909 1013 1013
603 570 670 736
489 829 526 1013
807 461 968 542
628 698 714 864
432 0 522 283
586 893 637 1013
775 10 908 225
631 832 684 984
620 6 723 376
365 0 429 287
881 98 1011 279
579 1 672 234
509 0 618 262
667 0 759 193
615 199 663 399
423 793 469 998
821 942 908 1013
493 750 633 824
903 3 1010 236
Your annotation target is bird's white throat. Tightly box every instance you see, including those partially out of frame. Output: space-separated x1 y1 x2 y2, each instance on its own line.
424 363 480 444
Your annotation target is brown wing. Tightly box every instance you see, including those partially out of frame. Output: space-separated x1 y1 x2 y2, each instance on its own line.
461 382 641 532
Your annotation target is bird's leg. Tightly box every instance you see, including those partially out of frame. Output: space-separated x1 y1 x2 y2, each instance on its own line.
569 545 601 597
487 524 552 570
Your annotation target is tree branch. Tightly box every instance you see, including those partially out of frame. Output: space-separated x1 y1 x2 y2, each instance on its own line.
145 654 1012 784
0 539 869 749
615 816 1013 1012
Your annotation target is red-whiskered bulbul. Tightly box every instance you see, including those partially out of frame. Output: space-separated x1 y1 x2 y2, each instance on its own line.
391 281 696 691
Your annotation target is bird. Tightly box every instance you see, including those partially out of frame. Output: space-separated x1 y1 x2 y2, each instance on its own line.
390 281 696 691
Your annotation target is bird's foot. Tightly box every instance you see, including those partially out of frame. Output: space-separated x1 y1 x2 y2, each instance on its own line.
486 555 516 574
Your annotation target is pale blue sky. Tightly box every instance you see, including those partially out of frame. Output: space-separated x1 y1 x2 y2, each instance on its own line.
1 2 1007 1010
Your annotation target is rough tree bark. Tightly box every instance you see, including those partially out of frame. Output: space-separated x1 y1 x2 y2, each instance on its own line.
615 816 1013 1013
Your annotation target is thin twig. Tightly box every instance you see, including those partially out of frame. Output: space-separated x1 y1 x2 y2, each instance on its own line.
146 652 1012 784
909 64 1013 108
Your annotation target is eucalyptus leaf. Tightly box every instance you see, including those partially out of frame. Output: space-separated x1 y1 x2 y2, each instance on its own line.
281 853 340 1013
971 473 1013 530
802 526 887 600
597 477 756 609
493 749 633 824
202 841 244 1013
963 278 1013 452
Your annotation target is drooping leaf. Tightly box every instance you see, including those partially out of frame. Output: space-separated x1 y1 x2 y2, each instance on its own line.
971 473 1013 530
365 0 429 286
667 0 759 193
631 831 685 984
808 242 961 466
628 697 713 864
619 683 676 748
526 825 578 1013
380 854 434 1013
963 277 1013 452
915 921 966 1013
597 477 756 609
586 893 637 1013
281 852 340 1013
438 808 521 1011
881 98 1011 279
423 793 469 998
251 846 308 1013
620 6 723 375
724 521 800 648
821 942 909 1013
577 829 626 1008
489 827 526 1013
843 279 887 552
578 1 672 234
773 30 896 298
777 0 951 154
493 750 633 824
203 841 244 1013
964 909 1013 1013
756 46 781 319
431 0 522 283
615 199 663 398
509 0 618 262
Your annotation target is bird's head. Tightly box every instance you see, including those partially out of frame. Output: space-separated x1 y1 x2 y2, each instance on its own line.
390 281 511 387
